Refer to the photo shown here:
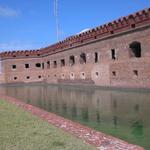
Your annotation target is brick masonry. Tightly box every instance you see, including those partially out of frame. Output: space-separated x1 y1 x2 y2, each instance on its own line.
0 8 150 89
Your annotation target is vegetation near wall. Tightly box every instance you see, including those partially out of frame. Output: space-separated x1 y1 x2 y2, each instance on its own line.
0 100 95 150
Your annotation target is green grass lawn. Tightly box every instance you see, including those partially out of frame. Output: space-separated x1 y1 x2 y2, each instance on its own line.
0 100 96 150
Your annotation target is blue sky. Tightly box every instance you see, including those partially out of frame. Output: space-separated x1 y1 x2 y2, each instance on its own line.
0 0 150 52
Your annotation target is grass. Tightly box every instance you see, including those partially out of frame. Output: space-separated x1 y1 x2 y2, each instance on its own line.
0 100 96 150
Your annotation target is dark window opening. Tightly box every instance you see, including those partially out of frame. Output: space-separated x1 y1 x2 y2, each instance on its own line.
95 52 98 63
96 72 99 76
133 70 138 76
12 65 16 69
110 31 114 34
80 53 86 64
53 61 57 68
42 63 44 69
129 41 141 58
112 71 116 76
82 72 85 76
54 74 57 77
26 54 29 57
61 59 65 67
35 63 41 68
131 24 135 28
47 61 50 69
71 73 74 76
69 55 75 66
111 49 116 60
38 75 41 79
13 55 16 57
25 64 29 68
26 76 30 79
14 77 17 80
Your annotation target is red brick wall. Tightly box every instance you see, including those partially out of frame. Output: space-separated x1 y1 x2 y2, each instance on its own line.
0 8 150 89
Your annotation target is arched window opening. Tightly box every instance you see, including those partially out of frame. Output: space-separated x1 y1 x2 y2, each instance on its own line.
80 53 86 64
129 41 141 58
69 55 75 66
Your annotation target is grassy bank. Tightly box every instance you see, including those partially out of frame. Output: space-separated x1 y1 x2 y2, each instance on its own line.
0 100 96 150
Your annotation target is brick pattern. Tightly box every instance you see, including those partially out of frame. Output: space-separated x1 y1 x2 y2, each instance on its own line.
0 8 150 59
0 8 150 89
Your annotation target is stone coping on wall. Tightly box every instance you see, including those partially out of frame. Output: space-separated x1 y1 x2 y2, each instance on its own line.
0 8 150 60
0 95 144 150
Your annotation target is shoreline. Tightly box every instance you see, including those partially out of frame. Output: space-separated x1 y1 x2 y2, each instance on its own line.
0 95 144 150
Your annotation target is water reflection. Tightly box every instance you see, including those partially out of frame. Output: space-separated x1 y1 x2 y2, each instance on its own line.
71 104 77 118
96 110 101 123
131 120 143 138
0 84 150 149
113 116 118 128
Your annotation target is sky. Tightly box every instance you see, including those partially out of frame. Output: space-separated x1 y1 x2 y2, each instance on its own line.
0 0 150 52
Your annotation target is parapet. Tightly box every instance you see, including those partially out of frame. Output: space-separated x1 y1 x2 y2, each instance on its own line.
0 8 150 59
0 50 41 60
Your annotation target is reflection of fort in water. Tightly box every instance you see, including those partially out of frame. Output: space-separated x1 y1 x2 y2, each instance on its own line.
1 85 150 131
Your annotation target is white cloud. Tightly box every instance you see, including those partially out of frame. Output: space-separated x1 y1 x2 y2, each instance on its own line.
0 6 19 17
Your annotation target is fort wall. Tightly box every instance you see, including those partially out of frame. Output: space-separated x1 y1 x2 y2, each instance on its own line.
0 8 150 89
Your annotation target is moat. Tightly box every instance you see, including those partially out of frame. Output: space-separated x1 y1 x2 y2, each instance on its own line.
0 84 150 149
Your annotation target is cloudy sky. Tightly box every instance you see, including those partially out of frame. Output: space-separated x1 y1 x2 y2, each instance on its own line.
0 0 150 52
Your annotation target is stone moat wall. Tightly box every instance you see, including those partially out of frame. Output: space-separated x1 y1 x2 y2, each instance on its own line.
0 8 150 89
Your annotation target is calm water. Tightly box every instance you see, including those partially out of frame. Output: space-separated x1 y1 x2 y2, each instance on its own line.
0 84 150 149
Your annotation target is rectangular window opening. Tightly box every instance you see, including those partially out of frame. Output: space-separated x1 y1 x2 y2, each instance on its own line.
61 59 65 67
14 77 17 80
25 64 29 68
26 76 30 79
70 56 75 66
47 61 50 69
112 71 116 76
12 65 16 69
133 70 138 76
53 61 57 68
42 63 44 69
111 49 116 60
95 52 98 63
